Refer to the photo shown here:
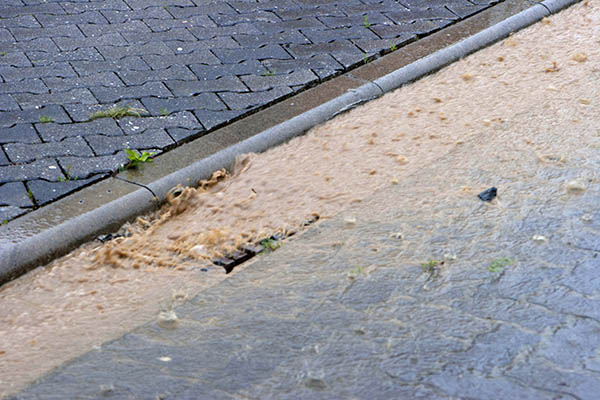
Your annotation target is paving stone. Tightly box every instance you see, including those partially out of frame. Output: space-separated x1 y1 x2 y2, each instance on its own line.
385 7 458 23
0 51 31 67
53 33 129 52
0 94 19 111
0 124 41 144
164 37 240 54
118 111 201 134
0 62 76 82
0 3 66 18
121 28 198 45
27 174 106 205
211 10 281 27
262 53 343 74
44 72 124 93
4 136 94 163
0 149 8 165
86 129 174 155
241 70 319 91
0 182 34 207
117 65 197 86
213 45 291 64
102 7 173 24
353 34 416 53
272 4 346 20
187 23 261 39
188 60 267 80
318 13 392 28
70 56 151 76
233 30 310 48
371 20 453 38
193 108 246 130
0 15 41 29
0 206 27 222
168 2 236 18
63 100 145 122
0 105 70 128
141 94 225 115
166 127 205 143
90 82 172 103
0 159 63 183
0 37 59 54
13 88 98 110
125 0 194 10
60 0 129 13
446 1 489 18
29 47 105 66
142 51 219 69
0 28 14 42
165 76 247 97
219 86 293 110
35 10 109 27
78 20 151 37
96 41 173 61
301 26 380 44
58 154 128 178
287 40 364 67
9 25 85 41
36 118 123 141
253 17 328 34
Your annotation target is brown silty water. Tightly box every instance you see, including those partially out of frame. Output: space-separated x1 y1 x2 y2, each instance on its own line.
0 1 598 396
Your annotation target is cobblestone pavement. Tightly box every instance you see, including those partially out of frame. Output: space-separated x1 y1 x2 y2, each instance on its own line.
11 115 600 399
0 0 500 222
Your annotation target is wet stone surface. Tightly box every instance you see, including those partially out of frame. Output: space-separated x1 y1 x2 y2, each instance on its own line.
12 136 600 399
0 0 500 221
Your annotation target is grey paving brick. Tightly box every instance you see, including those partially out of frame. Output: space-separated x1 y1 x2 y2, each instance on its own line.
165 76 247 97
219 86 292 110
90 82 172 103
169 2 236 18
371 20 452 38
164 37 239 54
0 159 63 183
0 206 27 221
126 0 194 10
0 94 18 111
0 63 76 82
78 20 151 37
44 72 124 93
193 108 245 130
287 39 363 62
27 174 106 205
71 56 151 76
53 33 128 52
301 26 380 43
146 54 218 72
241 69 319 91
36 10 108 27
0 3 65 18
213 45 291 64
142 14 214 32
29 47 105 66
118 111 201 134
0 28 14 42
253 17 327 34
318 13 392 28
229 0 298 13
86 129 174 155
353 34 415 53
36 118 123 141
97 41 173 60
63 100 145 122
57 154 127 178
0 148 8 165
118 65 196 86
0 181 33 207
60 0 129 14
102 7 173 24
233 30 310 48
121 28 198 45
0 123 40 144
166 127 205 143
0 105 69 128
189 60 266 80
0 37 59 54
0 79 48 95
0 51 31 67
262 53 343 74
384 7 458 23
188 23 261 40
13 88 98 110
0 15 40 29
141 93 225 115
446 2 489 18
4 136 93 163
210 11 280 27
9 25 84 41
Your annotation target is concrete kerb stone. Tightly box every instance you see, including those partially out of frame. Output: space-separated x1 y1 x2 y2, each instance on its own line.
0 0 580 286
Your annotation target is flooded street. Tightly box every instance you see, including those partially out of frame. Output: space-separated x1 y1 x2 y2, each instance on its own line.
1 1 598 396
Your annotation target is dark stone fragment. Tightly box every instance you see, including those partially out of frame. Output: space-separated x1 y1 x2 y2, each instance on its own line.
478 187 497 201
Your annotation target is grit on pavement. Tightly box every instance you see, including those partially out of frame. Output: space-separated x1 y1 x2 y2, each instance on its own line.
0 0 501 223
3 0 599 398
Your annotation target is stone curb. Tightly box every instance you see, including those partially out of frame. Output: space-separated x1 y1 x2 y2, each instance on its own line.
0 0 579 285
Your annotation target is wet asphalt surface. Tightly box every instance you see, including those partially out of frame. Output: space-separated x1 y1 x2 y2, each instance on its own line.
0 0 500 222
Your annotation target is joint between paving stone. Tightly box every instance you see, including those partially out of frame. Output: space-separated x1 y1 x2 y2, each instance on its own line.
114 176 159 202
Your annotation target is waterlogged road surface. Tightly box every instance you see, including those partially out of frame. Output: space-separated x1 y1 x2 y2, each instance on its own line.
1 1 599 397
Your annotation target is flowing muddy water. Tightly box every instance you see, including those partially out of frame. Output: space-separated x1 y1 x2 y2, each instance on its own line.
1 1 598 396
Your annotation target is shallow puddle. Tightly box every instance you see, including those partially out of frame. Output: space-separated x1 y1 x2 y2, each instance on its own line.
1 1 598 396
